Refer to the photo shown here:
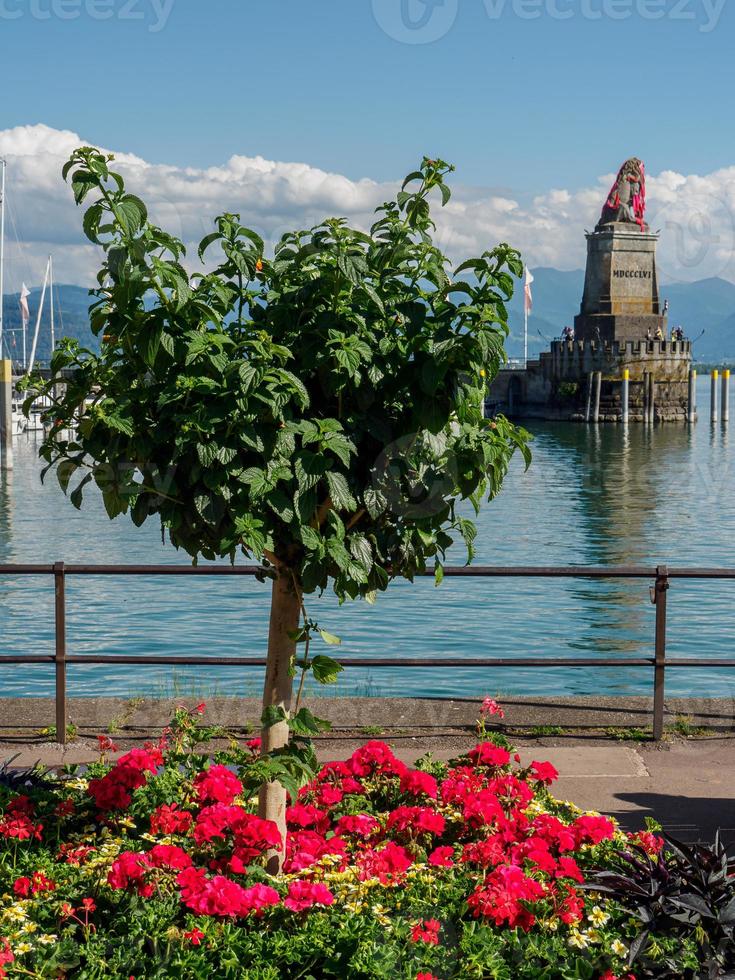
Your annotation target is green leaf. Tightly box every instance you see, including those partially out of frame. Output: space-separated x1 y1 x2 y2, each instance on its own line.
310 655 344 685
325 471 356 511
261 705 288 729
56 459 79 494
114 194 148 236
289 708 332 736
318 629 342 646
434 562 444 586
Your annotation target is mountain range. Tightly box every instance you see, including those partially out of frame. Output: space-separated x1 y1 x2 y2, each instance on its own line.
506 269 735 362
4 274 735 365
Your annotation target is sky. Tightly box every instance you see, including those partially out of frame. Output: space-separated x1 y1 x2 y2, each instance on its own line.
1 0 735 286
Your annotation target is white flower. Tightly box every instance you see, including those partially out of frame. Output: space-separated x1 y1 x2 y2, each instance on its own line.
611 938 628 956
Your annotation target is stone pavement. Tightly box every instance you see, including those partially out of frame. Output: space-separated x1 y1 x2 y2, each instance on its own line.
1 696 733 844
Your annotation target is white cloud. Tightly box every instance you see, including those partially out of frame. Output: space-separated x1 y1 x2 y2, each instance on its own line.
2 123 735 289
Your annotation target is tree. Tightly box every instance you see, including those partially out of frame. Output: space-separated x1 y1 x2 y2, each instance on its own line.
33 149 530 870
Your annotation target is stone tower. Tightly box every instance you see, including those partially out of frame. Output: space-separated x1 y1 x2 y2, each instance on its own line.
574 223 666 343
485 157 695 422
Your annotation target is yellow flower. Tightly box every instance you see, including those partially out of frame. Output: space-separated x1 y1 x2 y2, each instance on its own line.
19 922 38 934
13 942 33 955
568 929 588 949
38 934 57 945
589 905 610 927
611 938 628 957
584 927 602 944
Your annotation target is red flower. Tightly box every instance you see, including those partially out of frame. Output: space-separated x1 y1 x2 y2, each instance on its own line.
149 844 193 871
416 974 439 980
467 865 546 930
13 877 31 897
97 735 118 754
184 927 205 945
81 898 96 912
428 845 454 867
349 741 404 778
0 813 43 841
410 918 441 945
284 880 334 912
284 831 347 873
468 743 511 768
387 805 445 838
627 830 664 855
399 768 438 799
357 842 413 884
286 804 330 834
54 799 76 818
150 803 193 836
529 760 559 785
108 851 151 891
334 813 379 838
30 872 56 894
573 814 616 845
193 765 243 806
178 868 279 918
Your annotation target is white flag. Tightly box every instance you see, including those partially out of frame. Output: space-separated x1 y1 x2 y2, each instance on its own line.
523 267 534 315
19 283 30 327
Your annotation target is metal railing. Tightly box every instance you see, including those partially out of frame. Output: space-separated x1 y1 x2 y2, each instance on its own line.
1 562 734 744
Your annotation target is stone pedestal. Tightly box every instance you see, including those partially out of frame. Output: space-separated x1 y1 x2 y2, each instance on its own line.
574 223 666 343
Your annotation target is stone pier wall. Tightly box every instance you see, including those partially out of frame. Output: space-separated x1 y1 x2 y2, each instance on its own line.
487 339 693 422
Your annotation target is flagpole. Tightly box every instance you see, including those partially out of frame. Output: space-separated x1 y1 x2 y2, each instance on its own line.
524 304 528 368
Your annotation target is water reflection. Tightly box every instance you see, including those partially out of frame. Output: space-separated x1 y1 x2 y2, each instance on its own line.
0 377 734 699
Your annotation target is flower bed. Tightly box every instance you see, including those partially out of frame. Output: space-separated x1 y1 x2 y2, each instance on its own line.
0 707 708 978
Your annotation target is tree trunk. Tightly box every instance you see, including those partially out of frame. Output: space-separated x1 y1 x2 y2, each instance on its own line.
258 571 301 873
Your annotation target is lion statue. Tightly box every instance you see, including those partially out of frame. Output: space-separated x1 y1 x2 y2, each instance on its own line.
597 157 646 230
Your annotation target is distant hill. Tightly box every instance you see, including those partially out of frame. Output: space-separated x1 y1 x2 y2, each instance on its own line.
506 269 735 363
1 284 98 364
4 272 735 366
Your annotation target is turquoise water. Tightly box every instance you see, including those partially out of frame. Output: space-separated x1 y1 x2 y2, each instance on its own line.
1 375 735 702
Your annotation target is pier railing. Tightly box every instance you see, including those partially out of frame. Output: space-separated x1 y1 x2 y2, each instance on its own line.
0 562 734 744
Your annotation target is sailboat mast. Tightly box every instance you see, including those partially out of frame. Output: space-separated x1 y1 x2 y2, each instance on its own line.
27 257 50 375
0 158 5 359
49 255 54 353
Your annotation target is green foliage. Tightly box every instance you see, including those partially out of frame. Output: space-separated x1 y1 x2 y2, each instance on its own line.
34 148 529 600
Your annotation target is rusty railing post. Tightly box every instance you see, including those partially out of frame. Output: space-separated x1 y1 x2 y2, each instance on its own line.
652 564 669 740
54 562 67 745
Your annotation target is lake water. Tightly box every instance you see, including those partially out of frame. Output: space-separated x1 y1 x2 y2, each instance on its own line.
2 375 735 703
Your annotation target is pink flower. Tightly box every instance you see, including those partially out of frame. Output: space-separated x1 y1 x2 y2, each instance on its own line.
284 880 334 912
480 697 505 719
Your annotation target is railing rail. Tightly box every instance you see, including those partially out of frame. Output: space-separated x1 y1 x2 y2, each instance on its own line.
1 562 734 744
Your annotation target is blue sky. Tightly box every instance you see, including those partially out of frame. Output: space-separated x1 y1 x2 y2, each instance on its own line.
3 0 734 194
